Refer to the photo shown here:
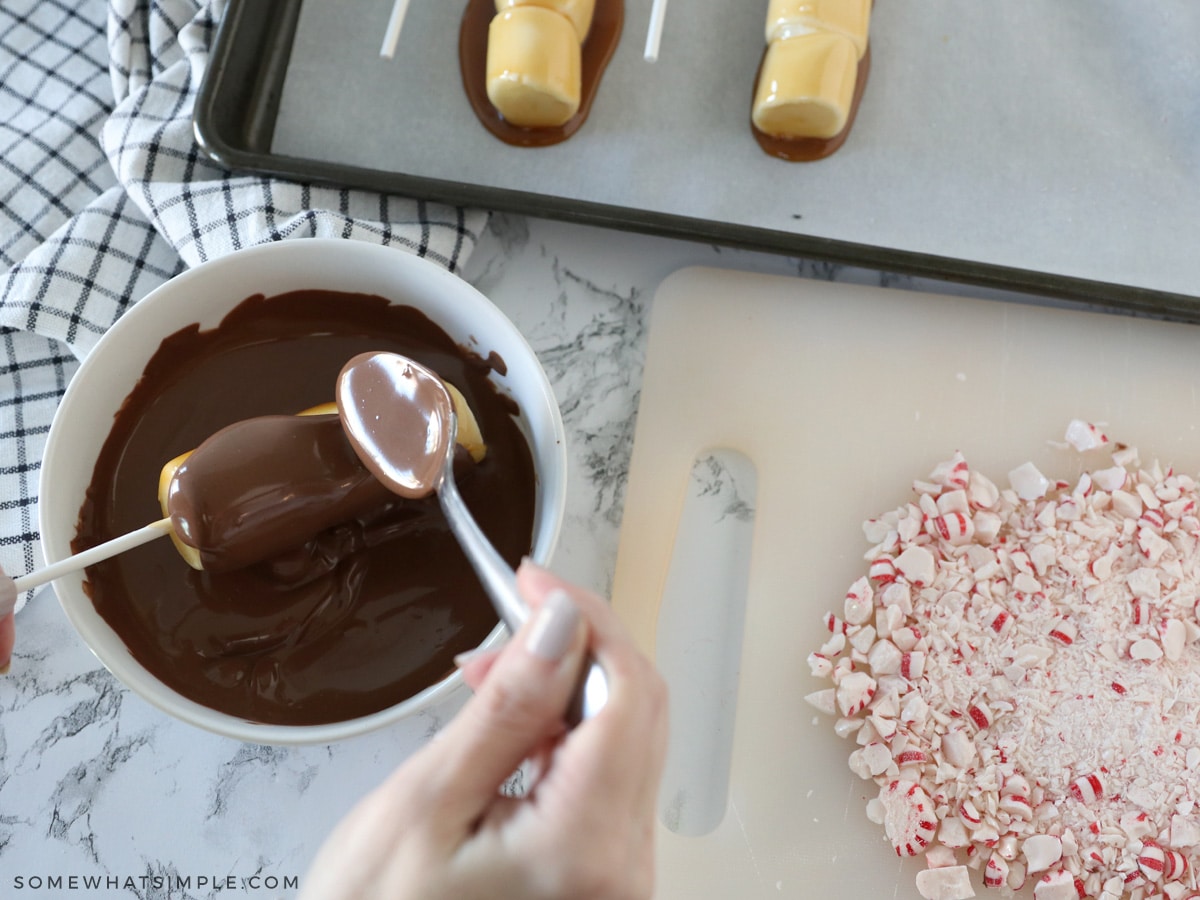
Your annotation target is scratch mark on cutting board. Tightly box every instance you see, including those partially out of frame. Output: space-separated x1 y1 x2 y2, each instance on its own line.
731 799 766 887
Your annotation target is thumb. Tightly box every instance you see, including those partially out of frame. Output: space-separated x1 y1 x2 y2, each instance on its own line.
426 586 587 827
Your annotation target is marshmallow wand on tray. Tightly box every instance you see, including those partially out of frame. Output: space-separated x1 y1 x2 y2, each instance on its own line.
753 0 871 141
644 0 667 61
486 0 596 128
807 419 1200 900
380 0 412 58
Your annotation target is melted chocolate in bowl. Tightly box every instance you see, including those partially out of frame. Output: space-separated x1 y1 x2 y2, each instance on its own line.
72 290 536 727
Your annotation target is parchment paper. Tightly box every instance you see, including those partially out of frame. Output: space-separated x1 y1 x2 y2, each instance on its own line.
273 0 1200 298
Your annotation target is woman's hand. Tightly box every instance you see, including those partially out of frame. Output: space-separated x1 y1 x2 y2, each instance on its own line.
0 566 15 673
300 560 668 900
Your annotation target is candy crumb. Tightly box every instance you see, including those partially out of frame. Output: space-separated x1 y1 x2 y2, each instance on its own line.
915 865 976 900
809 423 1200 900
1064 419 1109 452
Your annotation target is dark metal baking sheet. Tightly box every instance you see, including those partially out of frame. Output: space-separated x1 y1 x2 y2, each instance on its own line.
195 0 1200 320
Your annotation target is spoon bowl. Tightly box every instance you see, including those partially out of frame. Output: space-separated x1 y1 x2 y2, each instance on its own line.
337 351 607 724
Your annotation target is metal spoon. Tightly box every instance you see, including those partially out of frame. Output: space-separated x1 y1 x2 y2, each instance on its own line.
335 351 607 725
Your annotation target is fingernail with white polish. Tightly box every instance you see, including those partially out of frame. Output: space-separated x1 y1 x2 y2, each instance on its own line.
453 649 484 669
526 589 580 661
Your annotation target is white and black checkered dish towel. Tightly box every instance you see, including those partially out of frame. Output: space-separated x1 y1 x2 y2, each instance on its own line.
0 0 489 605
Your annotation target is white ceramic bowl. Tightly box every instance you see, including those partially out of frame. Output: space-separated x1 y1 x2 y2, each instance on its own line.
39 239 567 745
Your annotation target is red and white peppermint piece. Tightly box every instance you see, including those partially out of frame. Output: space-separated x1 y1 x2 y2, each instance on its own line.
1069 772 1106 805
926 511 975 546
1064 419 1109 452
1024 834 1064 873
914 865 975 900
1033 869 1076 900
1130 596 1151 626
1129 638 1163 661
807 652 833 678
1092 465 1127 492
843 576 874 625
835 670 876 716
867 639 902 675
958 798 982 827
983 606 1014 636
925 844 958 870
1163 848 1188 881
1010 461 1051 501
984 852 1010 888
1121 810 1155 840
879 779 938 857
999 791 1033 820
929 452 970 491
900 650 926 680
967 469 1000 509
1165 496 1196 519
1047 617 1076 645
868 556 897 584
895 545 936 587
804 689 836 715
895 748 928 767
1160 617 1187 661
966 699 992 730
940 729 974 768
936 816 969 849
1140 508 1166 531
1138 840 1167 881
1137 526 1172 563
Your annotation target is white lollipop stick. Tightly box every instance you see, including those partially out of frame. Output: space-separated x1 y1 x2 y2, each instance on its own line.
644 0 668 61
13 517 175 594
380 0 413 59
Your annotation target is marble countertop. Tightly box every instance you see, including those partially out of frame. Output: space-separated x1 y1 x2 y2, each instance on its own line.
0 212 1066 898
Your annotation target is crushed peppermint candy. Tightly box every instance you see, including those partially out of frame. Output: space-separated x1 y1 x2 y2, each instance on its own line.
807 422 1200 900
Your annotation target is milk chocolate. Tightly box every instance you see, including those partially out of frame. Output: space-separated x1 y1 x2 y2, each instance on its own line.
73 290 536 727
167 413 393 573
335 352 453 499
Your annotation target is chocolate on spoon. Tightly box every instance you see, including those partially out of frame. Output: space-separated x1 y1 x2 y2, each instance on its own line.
336 350 608 723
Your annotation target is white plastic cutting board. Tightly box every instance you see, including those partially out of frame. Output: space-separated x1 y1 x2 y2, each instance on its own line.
611 267 1200 899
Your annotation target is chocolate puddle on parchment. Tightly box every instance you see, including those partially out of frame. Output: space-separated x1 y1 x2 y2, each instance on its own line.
459 0 624 147
73 290 536 727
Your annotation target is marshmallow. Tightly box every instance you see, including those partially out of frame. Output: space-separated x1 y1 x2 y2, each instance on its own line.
764 0 870 55
486 6 581 128
752 32 858 140
495 0 594 41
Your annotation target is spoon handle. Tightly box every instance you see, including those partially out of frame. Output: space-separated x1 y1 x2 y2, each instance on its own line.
437 470 528 632
438 469 608 725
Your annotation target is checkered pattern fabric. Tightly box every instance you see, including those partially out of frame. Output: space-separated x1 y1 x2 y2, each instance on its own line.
0 0 488 599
